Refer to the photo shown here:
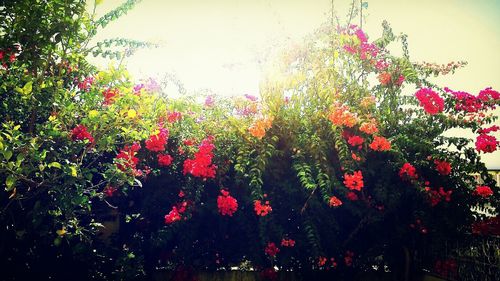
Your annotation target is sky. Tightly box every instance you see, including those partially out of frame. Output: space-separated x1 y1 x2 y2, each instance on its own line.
89 0 500 168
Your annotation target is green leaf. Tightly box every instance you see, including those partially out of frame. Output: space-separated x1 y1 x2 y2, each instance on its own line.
48 162 62 169
23 81 33 95
6 175 16 191
3 150 12 161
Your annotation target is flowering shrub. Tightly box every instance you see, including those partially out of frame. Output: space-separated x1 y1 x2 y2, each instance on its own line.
0 1 499 280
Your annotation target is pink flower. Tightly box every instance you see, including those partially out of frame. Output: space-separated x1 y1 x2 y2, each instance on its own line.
204 95 215 107
415 88 444 115
475 134 498 153
71 124 94 143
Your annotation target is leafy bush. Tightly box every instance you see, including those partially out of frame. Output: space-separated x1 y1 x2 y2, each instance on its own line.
0 1 498 280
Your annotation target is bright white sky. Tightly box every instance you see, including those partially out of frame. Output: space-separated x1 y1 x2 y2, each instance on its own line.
89 0 500 168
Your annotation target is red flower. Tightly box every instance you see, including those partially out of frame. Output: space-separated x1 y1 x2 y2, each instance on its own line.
158 154 173 167
475 185 493 198
104 186 117 197
217 190 238 216
145 128 169 152
164 207 182 224
435 160 452 175
102 88 119 105
369 136 391 151
167 111 182 123
329 196 343 207
475 134 498 153
318 256 327 267
344 251 354 267
346 191 359 201
264 242 280 257
343 171 364 191
183 139 195 146
399 162 418 180
347 135 364 147
116 143 141 172
71 124 94 143
280 238 296 247
254 200 272 216
415 88 444 115
183 136 217 179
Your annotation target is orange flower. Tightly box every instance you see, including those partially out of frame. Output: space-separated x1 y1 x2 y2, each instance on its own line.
249 117 273 139
329 196 343 207
360 96 376 108
369 136 391 151
359 119 379 135
328 105 358 128
378 72 392 86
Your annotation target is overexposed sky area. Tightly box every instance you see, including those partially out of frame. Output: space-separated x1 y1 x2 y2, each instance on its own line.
89 0 500 168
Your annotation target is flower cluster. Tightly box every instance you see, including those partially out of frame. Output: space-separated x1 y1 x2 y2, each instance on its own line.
359 119 378 134
329 196 343 207
434 160 452 175
475 125 499 153
344 251 354 267
145 128 169 152
409 218 428 234
254 200 272 216
343 171 364 191
369 136 391 151
427 187 452 206
329 104 358 128
341 25 378 60
264 242 280 257
102 88 119 105
399 163 418 180
249 117 273 139
77 76 94 92
347 135 364 148
377 72 404 87
71 124 94 143
346 191 359 201
164 207 182 224
164 201 188 224
280 238 296 247
475 185 493 198
157 154 173 167
415 88 444 115
116 143 141 173
0 47 18 70
183 136 217 179
217 190 238 216
167 111 182 123
103 185 117 197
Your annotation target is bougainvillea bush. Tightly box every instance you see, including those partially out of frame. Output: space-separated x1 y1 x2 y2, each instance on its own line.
1 1 499 280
